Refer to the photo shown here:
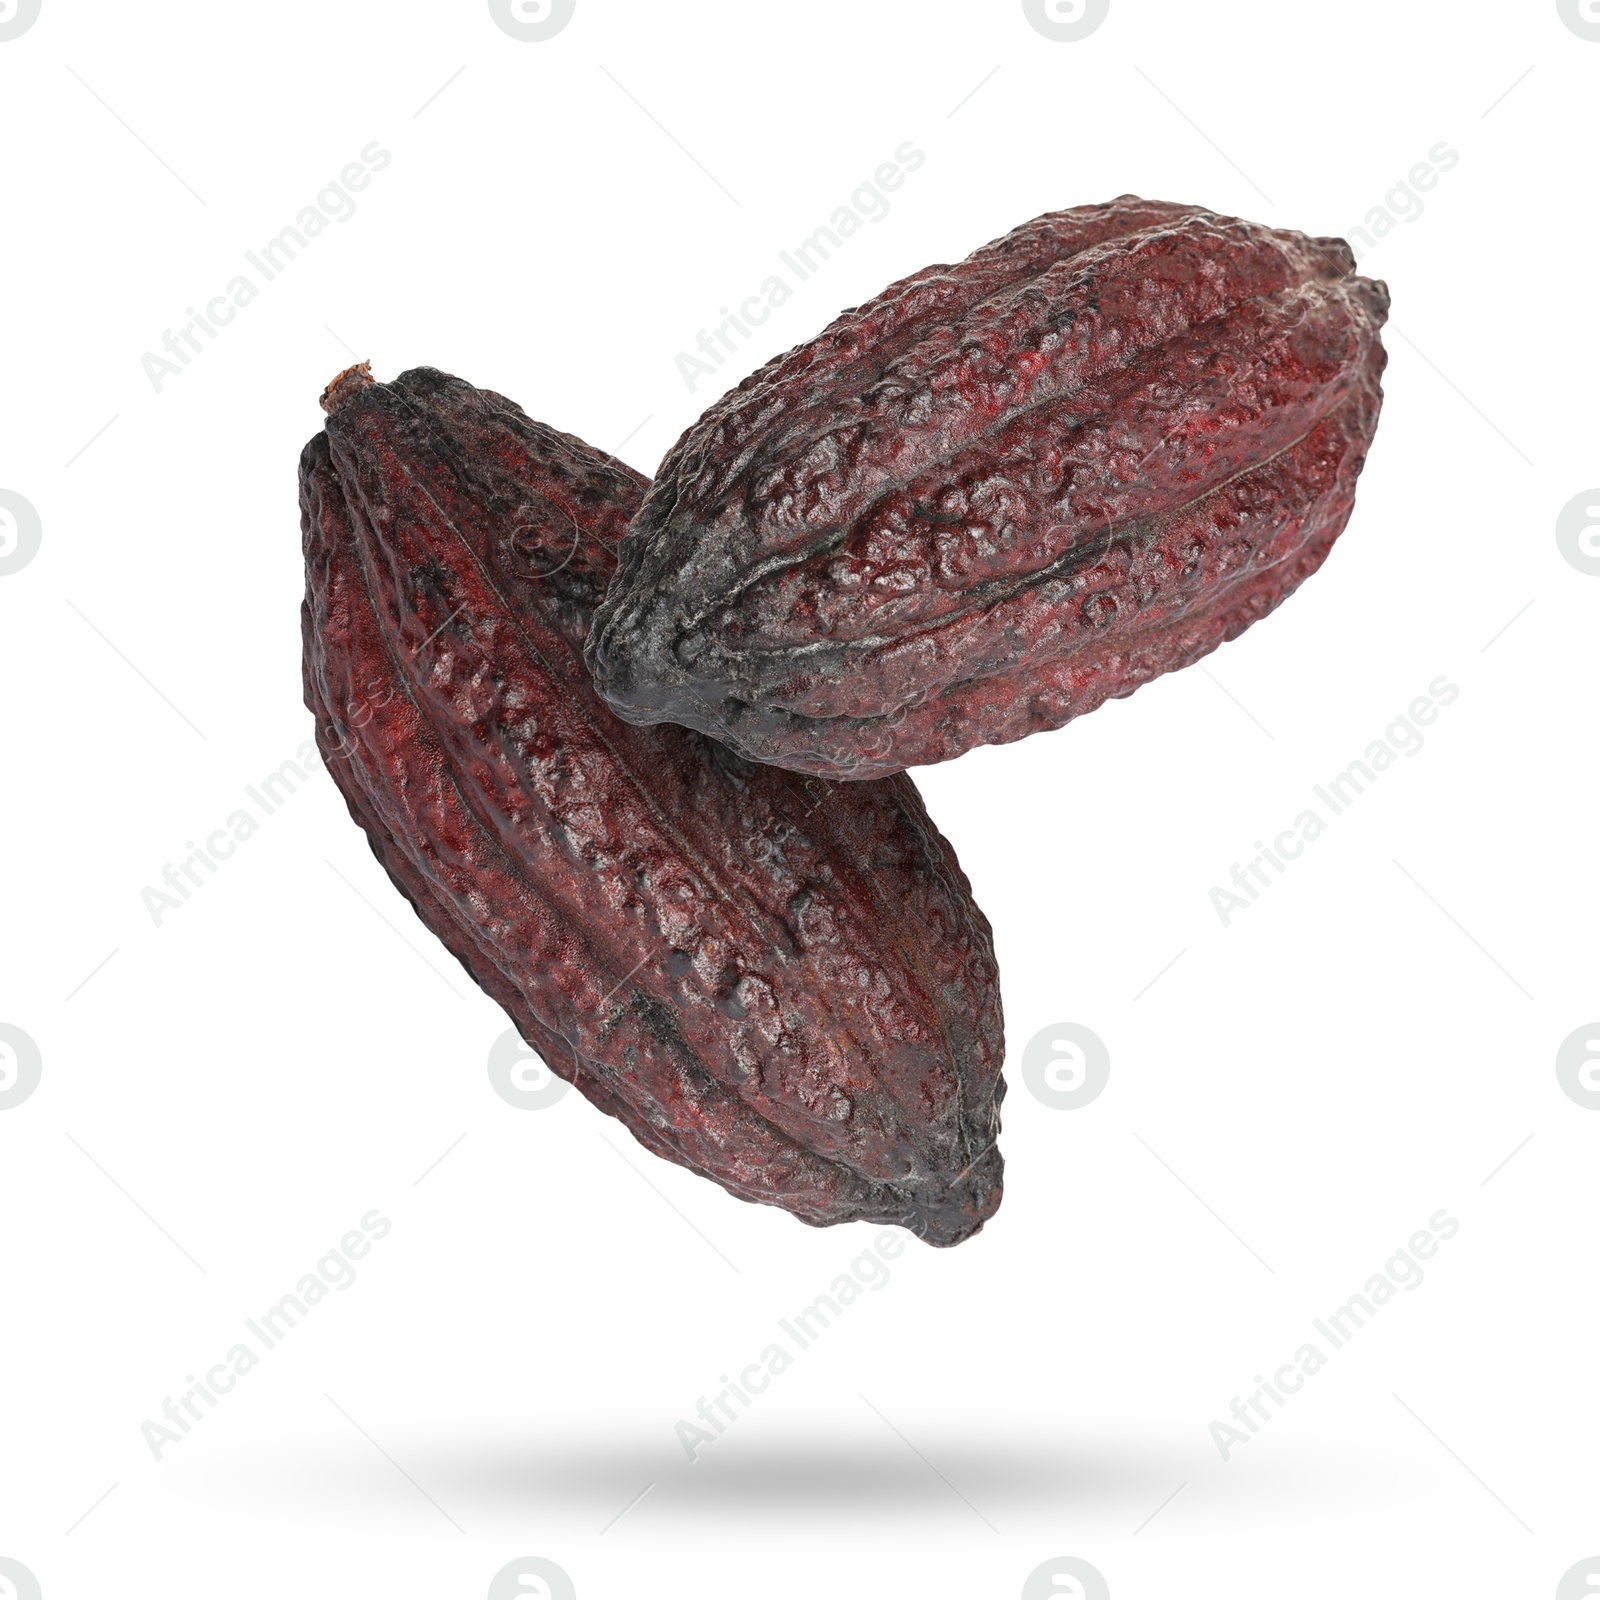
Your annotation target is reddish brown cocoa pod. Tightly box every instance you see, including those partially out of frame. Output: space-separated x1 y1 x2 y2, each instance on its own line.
300 366 1004 1244
586 197 1389 778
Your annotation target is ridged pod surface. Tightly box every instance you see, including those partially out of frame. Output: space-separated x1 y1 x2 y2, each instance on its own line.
587 197 1389 778
300 366 1004 1244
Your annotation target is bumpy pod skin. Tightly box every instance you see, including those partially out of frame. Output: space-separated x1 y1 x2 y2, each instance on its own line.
586 197 1389 778
300 367 1004 1245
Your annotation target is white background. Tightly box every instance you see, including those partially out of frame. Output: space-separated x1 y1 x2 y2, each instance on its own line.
2 2 1596 1596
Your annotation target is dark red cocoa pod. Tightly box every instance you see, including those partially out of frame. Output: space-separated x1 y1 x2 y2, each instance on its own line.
586 197 1389 778
300 366 1004 1244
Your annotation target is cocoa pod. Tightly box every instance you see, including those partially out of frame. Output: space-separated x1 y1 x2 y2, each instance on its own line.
300 366 1004 1245
586 197 1389 778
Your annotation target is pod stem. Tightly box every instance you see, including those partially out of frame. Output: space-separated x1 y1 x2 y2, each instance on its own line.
320 360 375 414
